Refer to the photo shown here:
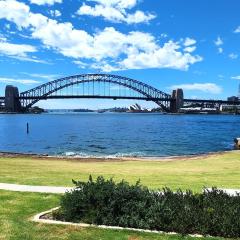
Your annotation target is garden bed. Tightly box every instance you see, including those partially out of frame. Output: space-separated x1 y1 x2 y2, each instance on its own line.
33 207 204 238
35 176 240 238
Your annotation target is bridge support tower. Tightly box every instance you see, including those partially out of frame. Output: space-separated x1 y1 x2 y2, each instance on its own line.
170 88 184 113
5 85 22 112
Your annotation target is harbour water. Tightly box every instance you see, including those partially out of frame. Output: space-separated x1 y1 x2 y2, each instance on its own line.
0 113 239 157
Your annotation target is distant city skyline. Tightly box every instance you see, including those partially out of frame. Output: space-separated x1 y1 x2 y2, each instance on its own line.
0 0 240 109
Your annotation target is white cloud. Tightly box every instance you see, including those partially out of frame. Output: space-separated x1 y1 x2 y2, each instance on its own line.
77 0 156 24
0 33 7 42
30 0 62 6
50 9 61 17
73 60 88 68
0 39 36 57
0 0 202 71
5 23 10 29
214 37 224 54
214 36 223 46
212 36 223 54
218 47 223 54
116 40 202 71
0 0 30 29
229 53 238 59
183 37 196 47
0 77 40 85
11 55 48 63
0 35 46 63
160 33 168 38
90 0 138 9
184 46 196 53
21 72 60 80
231 76 240 80
234 26 240 33
170 83 222 94
123 10 155 24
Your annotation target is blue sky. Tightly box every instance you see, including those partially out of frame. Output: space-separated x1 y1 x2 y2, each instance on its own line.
0 0 240 109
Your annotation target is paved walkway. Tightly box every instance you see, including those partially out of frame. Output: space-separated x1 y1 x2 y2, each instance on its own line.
0 183 73 194
205 188 240 196
0 183 239 196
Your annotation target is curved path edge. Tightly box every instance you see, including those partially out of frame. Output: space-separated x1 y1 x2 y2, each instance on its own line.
32 207 204 238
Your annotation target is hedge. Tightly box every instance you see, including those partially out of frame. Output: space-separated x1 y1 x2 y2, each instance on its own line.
53 176 240 238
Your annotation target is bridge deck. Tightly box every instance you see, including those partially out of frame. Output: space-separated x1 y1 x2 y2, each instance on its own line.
0 96 240 105
18 95 171 101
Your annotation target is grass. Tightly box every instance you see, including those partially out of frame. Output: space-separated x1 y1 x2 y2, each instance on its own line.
0 151 240 191
0 151 240 239
0 190 225 240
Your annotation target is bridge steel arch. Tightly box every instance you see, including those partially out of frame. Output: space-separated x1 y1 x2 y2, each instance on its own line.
20 74 172 111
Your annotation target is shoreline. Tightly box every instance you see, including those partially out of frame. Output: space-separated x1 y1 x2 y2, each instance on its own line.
0 150 238 162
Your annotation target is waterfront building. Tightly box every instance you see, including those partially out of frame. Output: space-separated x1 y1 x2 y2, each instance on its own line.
220 104 240 113
227 96 239 102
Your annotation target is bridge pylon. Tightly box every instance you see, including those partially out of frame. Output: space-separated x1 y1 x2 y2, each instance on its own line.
170 89 184 113
5 85 22 112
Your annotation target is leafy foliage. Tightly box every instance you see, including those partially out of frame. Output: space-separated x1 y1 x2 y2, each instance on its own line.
54 176 240 238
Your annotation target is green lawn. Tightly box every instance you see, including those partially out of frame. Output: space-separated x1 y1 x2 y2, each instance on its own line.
0 151 240 191
0 151 240 239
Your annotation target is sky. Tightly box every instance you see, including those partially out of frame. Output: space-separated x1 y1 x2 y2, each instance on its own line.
0 0 240 109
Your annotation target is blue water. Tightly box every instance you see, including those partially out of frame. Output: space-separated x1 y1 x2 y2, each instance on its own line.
0 113 239 157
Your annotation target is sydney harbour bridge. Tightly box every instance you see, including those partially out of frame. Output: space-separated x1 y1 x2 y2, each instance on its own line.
0 74 239 113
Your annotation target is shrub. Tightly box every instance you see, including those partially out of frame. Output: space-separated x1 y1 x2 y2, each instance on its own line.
54 176 240 238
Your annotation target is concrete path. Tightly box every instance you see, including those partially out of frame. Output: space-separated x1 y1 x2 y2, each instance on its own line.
0 183 73 194
206 188 240 196
0 183 239 196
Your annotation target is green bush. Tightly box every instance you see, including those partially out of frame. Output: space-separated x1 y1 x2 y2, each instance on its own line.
54 176 240 238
